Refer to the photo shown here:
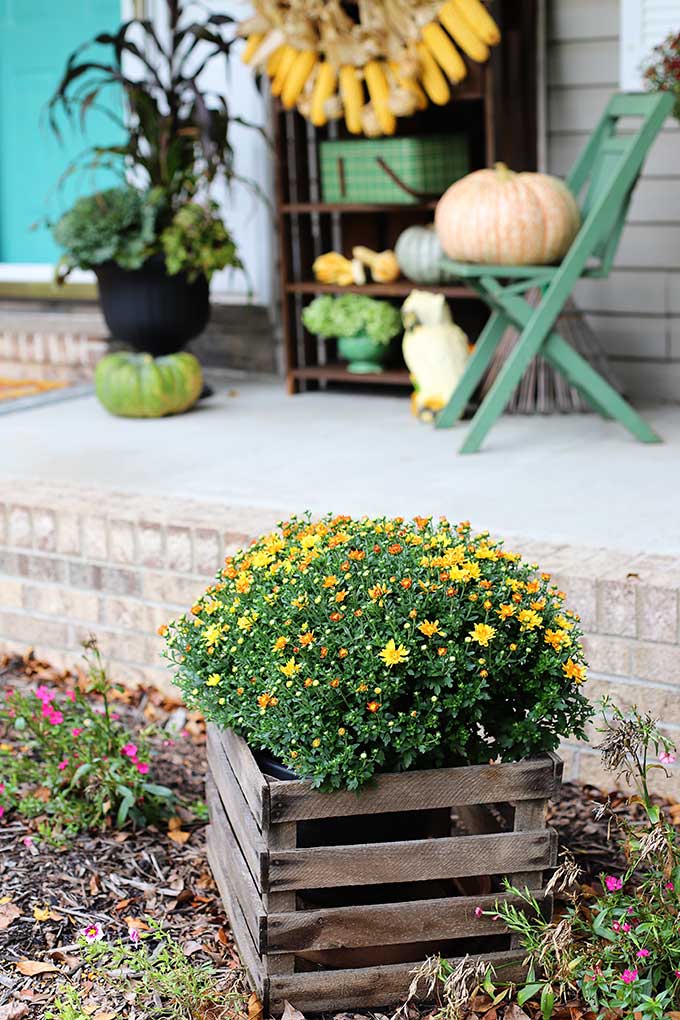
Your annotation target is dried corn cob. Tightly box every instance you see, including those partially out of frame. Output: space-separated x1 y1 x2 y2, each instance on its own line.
339 65 364 134
388 61 428 111
421 22 467 82
266 45 286 76
241 33 264 64
310 63 338 126
416 42 451 104
281 50 317 109
364 61 397 135
271 45 298 97
437 2 490 62
452 0 501 46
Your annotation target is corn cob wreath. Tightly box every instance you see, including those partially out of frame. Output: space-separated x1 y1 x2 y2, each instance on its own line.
239 0 500 137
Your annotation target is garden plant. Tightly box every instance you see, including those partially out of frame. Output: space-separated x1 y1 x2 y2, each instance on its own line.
164 513 592 790
643 31 680 121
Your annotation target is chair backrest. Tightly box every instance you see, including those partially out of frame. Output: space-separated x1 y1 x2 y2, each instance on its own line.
564 91 673 276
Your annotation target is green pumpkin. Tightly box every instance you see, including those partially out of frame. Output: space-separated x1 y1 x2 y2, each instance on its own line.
95 351 203 418
395 224 450 285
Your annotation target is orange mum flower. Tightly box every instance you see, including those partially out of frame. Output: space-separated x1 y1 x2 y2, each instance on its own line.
323 575 339 588
349 549 366 561
257 692 278 710
335 590 349 603
299 631 315 646
330 611 342 622
366 700 380 713
338 647 348 658
388 543 403 555
400 577 412 589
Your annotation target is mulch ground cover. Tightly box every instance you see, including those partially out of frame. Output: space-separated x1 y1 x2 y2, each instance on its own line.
0 652 666 1020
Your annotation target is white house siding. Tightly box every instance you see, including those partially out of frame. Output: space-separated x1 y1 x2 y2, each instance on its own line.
547 0 680 400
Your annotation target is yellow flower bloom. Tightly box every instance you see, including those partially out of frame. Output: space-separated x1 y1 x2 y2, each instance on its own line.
563 658 587 685
417 619 442 638
280 657 301 678
206 673 221 687
237 615 254 631
312 738 321 748
251 550 273 569
497 603 515 620
519 609 543 631
544 628 571 651
203 623 222 646
378 639 409 667
323 575 339 588
470 623 495 647
368 583 391 602
273 636 288 652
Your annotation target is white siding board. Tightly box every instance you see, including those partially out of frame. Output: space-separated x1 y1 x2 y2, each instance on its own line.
547 40 619 87
629 178 680 222
549 130 680 178
669 279 680 314
548 0 619 41
616 224 680 269
670 319 680 357
549 87 618 133
574 270 669 315
585 314 669 358
611 360 680 400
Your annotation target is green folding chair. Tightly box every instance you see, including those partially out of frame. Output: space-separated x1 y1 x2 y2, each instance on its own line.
436 91 675 453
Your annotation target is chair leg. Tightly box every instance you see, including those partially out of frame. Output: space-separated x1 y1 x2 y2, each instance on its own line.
544 333 662 443
458 319 552 454
435 312 509 429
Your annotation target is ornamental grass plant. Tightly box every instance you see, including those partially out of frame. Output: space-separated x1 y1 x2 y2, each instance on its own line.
164 515 592 791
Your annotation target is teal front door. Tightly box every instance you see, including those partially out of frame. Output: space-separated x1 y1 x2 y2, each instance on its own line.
0 0 122 265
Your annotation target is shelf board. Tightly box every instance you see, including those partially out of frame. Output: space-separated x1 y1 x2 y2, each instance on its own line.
282 201 438 214
286 279 476 298
291 364 411 387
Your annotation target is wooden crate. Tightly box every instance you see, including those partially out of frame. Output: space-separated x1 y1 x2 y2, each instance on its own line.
205 724 561 1015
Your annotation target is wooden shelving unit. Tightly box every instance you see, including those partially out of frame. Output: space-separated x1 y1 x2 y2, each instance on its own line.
274 0 538 395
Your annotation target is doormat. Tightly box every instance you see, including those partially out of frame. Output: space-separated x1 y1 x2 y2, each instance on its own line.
0 377 93 415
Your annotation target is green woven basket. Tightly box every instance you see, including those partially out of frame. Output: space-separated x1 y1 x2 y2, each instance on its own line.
319 134 468 205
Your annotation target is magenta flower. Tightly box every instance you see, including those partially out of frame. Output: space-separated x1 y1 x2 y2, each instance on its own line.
636 949 650 958
135 761 149 775
57 759 69 771
47 711 63 726
659 750 676 765
22 836 33 847
621 968 638 984
65 690 76 702
121 743 138 759
605 875 623 892
0 806 4 819
474 906 483 918
128 927 140 944
35 685 53 703
71 727 83 737
0 783 4 795
666 881 675 891
80 923 104 943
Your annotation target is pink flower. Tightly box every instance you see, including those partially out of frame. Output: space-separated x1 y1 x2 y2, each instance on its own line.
80 923 104 944
128 928 140 944
121 743 138 759
659 751 676 765
22 836 33 847
57 759 69 771
613 921 621 932
0 806 4 819
666 881 675 891
621 968 638 984
676 970 680 978
605 875 623 892
622 922 631 932
47 711 63 726
135 761 149 775
0 784 4 795
65 691 76 703
35 686 53 703
636 949 650 958
474 906 483 918
71 728 83 737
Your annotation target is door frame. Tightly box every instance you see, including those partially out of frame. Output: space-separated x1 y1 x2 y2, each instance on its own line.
0 0 140 298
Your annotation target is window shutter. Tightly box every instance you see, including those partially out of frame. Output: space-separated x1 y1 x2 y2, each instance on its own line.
620 0 679 90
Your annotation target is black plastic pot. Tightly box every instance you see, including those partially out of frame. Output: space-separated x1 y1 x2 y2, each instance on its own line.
95 255 210 356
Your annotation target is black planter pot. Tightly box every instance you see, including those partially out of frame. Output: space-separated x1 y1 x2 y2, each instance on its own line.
95 256 210 356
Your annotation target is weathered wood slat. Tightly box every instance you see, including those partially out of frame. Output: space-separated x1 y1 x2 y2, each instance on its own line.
207 727 266 886
205 774 265 943
206 827 265 997
213 726 269 830
265 890 550 953
268 756 560 822
268 951 528 1013
267 830 557 891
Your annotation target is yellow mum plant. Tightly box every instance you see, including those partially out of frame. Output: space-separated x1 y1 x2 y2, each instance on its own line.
163 515 591 790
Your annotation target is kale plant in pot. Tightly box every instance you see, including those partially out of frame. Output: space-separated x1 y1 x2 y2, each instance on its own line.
163 514 591 855
302 295 402 373
47 1 247 356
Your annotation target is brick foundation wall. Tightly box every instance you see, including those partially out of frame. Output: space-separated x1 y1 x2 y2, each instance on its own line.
1 481 679 794
0 313 108 381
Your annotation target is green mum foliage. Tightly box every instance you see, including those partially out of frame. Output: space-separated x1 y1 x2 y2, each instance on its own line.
160 201 242 282
302 295 402 345
163 515 592 791
52 186 165 277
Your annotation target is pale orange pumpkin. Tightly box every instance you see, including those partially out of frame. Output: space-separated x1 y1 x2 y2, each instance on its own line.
435 162 581 266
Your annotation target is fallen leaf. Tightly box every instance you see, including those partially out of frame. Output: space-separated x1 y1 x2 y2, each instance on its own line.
248 993 263 1020
504 1006 531 1020
92 1012 117 1020
182 940 204 956
0 1002 30 1020
167 828 190 845
123 917 149 932
89 874 100 895
15 960 59 977
34 787 51 803
114 898 133 912
281 1002 305 1020
167 816 183 831
33 907 50 922
0 903 21 930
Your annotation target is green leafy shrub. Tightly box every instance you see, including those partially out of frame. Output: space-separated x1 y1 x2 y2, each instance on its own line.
161 201 241 281
302 295 402 344
0 640 173 837
163 514 591 791
51 186 165 280
486 701 680 1019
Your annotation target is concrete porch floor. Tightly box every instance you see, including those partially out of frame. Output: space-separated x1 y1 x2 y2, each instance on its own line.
2 371 679 555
